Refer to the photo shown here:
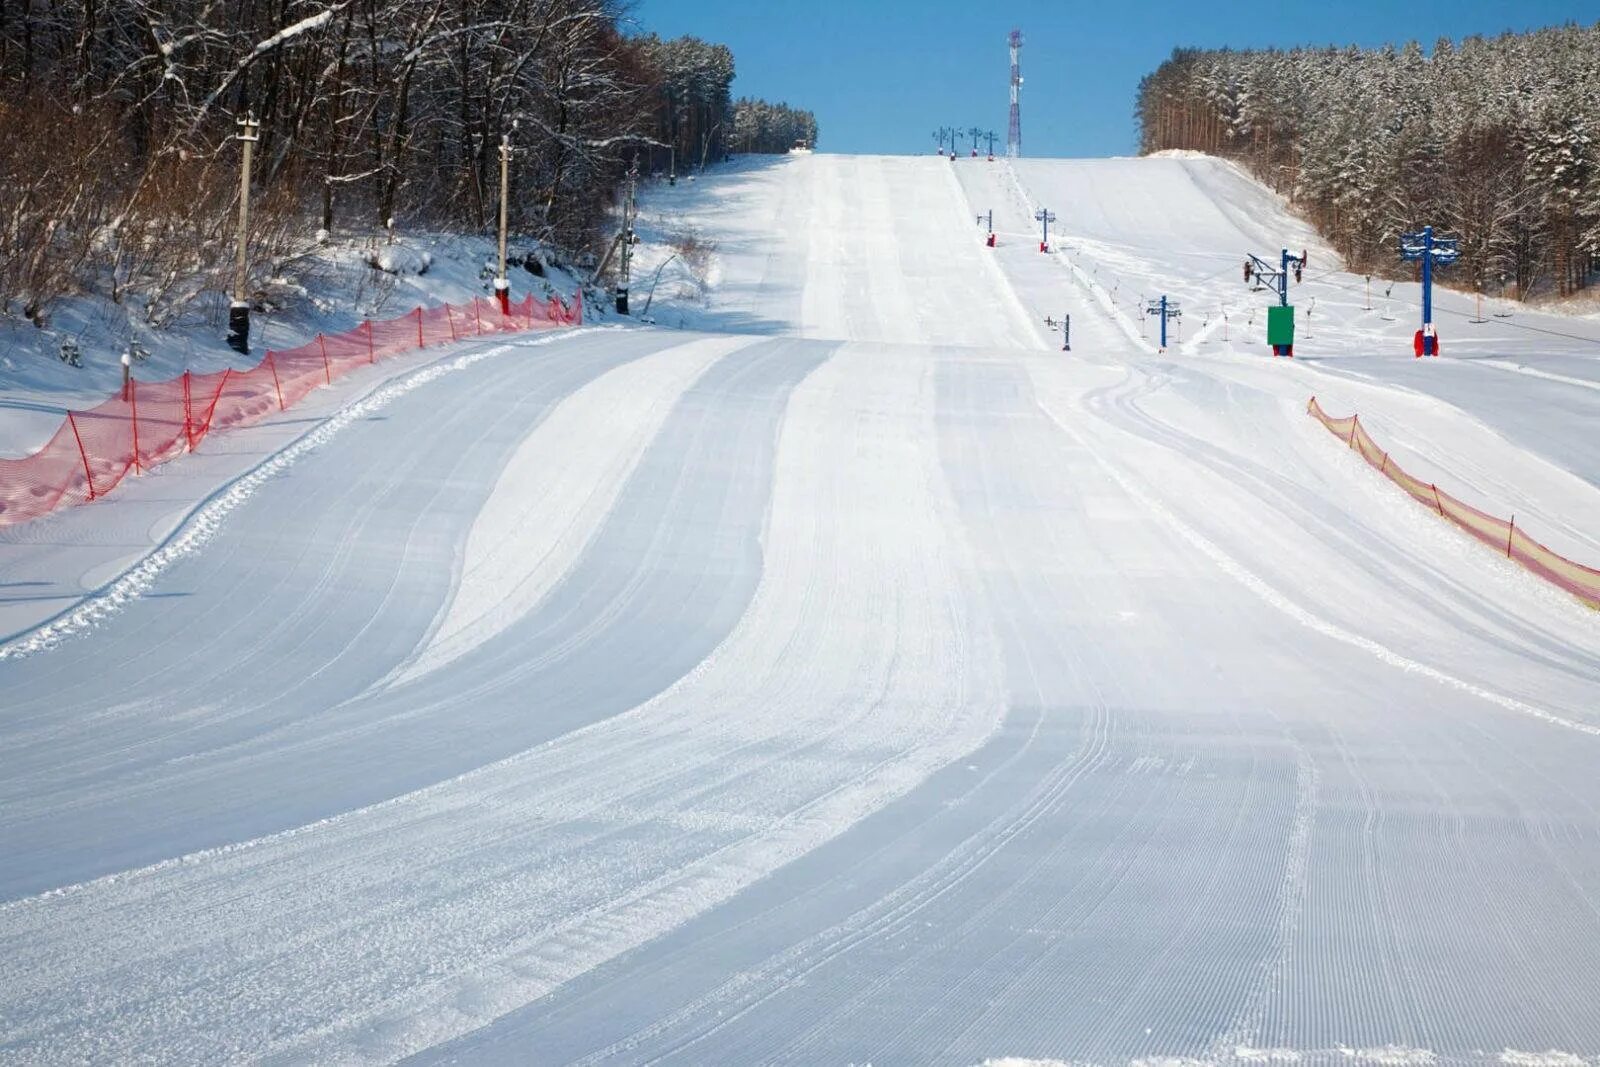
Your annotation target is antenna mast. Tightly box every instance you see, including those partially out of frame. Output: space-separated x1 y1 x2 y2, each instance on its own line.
1007 29 1023 158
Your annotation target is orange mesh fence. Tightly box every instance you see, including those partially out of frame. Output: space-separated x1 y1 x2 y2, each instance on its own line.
1308 396 1600 610
0 290 581 528
131 375 189 471
64 396 136 499
0 422 93 522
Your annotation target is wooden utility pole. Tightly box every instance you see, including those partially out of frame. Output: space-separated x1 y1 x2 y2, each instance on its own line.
227 112 261 354
496 132 512 314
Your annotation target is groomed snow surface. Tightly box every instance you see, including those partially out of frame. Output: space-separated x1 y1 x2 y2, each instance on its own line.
3 153 1600 1066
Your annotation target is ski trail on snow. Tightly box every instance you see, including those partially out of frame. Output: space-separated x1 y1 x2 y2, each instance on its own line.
1032 393 1600 739
390 333 754 686
0 342 1007 1065
0 330 594 663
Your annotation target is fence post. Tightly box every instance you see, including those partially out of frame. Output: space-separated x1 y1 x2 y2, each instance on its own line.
183 370 194 451
266 352 285 411
67 412 97 500
1379 452 1388 476
475 299 483 336
367 320 376 363
200 368 232 440
1431 483 1444 516
1507 515 1516 558
318 334 331 384
446 304 458 342
416 306 425 348
129 378 142 474
1347 414 1359 448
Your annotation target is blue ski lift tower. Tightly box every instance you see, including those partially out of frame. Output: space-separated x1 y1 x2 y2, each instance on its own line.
1400 226 1460 356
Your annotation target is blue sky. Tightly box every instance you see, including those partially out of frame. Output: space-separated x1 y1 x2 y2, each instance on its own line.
629 1 1597 157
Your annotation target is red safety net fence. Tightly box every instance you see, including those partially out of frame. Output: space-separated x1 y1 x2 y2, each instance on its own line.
1308 396 1600 610
0 290 581 528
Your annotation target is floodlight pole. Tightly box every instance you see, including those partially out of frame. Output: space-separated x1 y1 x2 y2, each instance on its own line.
617 164 637 314
227 112 260 355
496 133 512 314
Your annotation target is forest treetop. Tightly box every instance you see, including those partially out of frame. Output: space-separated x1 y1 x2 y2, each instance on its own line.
1137 23 1600 300
0 0 818 322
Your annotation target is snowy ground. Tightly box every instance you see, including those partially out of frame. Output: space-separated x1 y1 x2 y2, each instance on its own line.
2 153 1599 1065
0 231 589 458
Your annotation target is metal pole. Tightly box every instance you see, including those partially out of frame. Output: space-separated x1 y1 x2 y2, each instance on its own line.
496 133 511 314
227 112 260 354
1278 248 1289 307
1421 225 1433 340
639 253 678 317
1160 295 1168 348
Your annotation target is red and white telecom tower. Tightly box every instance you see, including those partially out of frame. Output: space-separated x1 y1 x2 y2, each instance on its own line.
1006 29 1023 158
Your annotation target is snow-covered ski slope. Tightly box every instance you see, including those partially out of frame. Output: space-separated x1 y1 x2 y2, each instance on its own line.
2 152 1600 1066
966 155 1600 561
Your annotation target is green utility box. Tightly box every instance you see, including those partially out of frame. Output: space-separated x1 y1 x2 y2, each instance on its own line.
1267 305 1296 347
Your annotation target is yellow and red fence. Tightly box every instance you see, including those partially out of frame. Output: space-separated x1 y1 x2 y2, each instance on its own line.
1308 395 1600 610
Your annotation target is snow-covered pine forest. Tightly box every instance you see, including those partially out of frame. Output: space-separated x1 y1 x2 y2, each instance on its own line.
0 2 817 330
1136 23 1600 300
732 98 820 153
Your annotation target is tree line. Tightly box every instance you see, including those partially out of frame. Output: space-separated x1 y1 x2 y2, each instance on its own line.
732 99 819 153
1136 24 1600 299
0 1 812 327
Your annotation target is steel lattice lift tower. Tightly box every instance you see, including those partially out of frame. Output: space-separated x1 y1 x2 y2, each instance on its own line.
1006 29 1023 158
